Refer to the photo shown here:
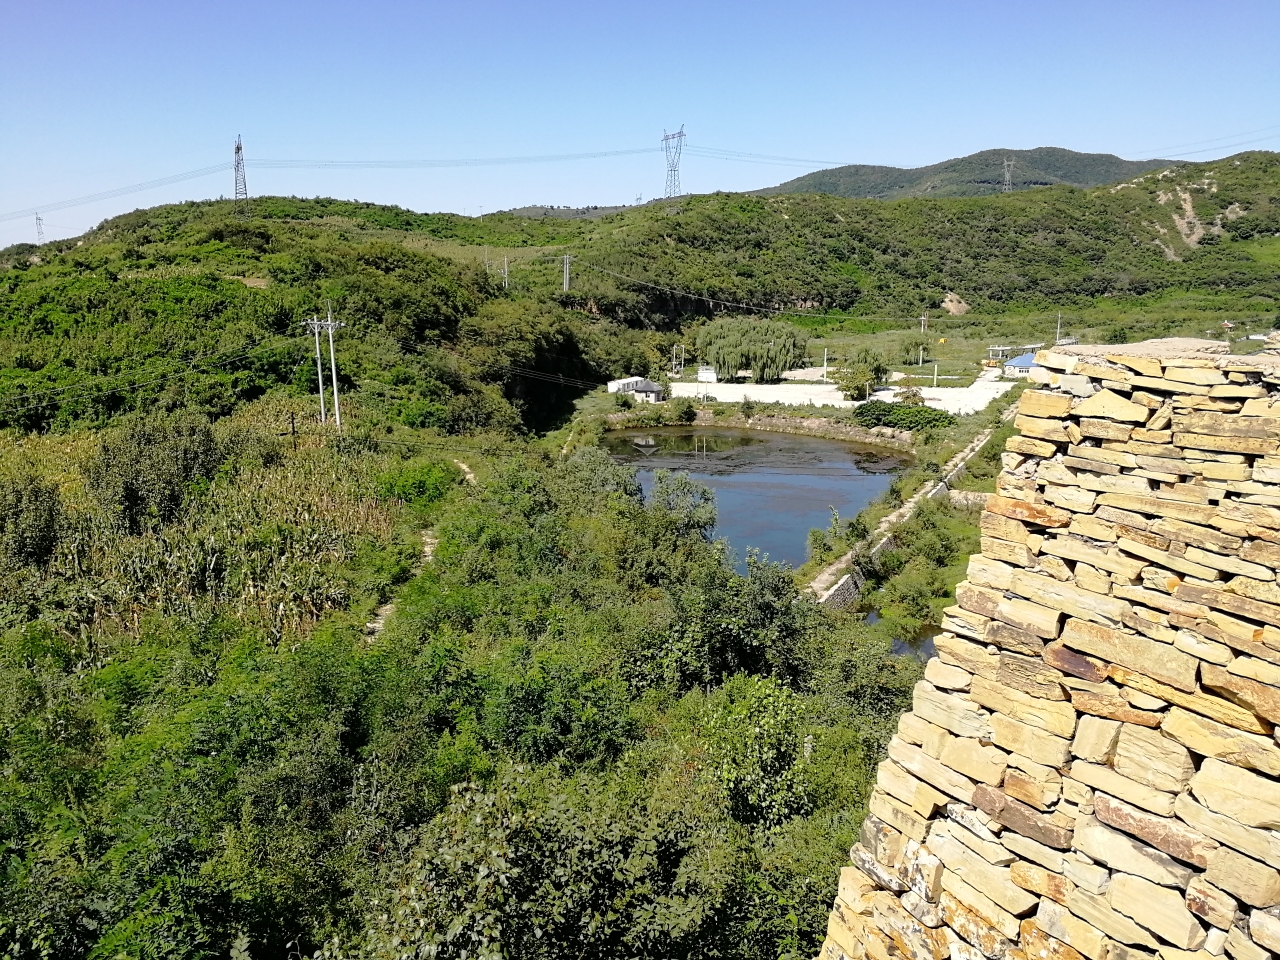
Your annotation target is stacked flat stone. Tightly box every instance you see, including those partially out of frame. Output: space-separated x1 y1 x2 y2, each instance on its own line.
819 339 1280 960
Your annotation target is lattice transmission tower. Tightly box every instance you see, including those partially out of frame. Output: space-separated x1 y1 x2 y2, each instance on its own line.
1002 156 1015 193
663 126 685 198
234 135 249 218
35 214 44 244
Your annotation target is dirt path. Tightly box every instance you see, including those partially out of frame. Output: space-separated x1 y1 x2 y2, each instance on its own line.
452 460 476 483
806 413 1009 602
364 531 439 637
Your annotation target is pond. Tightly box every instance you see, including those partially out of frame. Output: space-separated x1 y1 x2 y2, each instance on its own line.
601 427 907 572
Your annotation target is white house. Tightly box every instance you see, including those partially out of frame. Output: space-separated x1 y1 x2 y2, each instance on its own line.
1002 352 1043 379
607 376 665 403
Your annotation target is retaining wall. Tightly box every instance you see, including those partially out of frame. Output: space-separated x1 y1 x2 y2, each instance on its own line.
819 339 1280 960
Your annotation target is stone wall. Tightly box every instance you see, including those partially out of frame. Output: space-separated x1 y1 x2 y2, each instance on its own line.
818 339 1280 960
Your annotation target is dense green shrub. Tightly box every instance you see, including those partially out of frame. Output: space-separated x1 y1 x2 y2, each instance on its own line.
671 395 697 422
376 458 461 505
850 400 955 431
0 470 61 568
86 411 224 533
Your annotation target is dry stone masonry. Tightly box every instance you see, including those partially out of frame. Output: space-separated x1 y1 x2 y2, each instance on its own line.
819 339 1280 960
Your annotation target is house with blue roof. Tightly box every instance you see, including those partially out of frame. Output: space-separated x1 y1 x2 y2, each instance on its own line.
1002 352 1042 379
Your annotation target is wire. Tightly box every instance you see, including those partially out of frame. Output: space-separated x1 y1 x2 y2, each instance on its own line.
250 148 659 170
0 164 230 223
1125 122 1280 159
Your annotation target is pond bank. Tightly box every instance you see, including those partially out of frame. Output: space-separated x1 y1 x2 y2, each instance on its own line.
603 410 915 453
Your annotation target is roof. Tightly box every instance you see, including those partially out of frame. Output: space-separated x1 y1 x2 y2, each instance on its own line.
1005 353 1040 367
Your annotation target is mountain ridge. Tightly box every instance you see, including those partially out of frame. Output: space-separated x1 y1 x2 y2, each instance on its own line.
755 146 1174 200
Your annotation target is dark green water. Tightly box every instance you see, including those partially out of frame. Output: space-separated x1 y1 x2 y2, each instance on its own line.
601 427 907 571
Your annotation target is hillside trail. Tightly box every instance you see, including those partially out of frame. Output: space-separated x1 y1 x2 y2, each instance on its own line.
364 462 475 638
806 406 1012 602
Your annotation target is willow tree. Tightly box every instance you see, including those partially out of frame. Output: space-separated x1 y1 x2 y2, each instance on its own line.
694 318 808 383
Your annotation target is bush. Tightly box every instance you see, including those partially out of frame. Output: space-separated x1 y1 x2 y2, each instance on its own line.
377 458 461 506
702 675 812 827
614 391 634 409
670 396 697 423
0 470 61 568
850 400 955 431
87 411 224 533
740 397 756 419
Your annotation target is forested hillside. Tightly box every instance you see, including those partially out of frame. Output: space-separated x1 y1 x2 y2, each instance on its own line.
2 149 1280 959
754 146 1172 199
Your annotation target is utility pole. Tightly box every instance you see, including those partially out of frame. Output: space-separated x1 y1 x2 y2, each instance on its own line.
34 214 44 244
1056 312 1062 343
920 312 928 333
305 316 327 423
562 255 571 292
919 345 925 367
303 306 346 429
503 256 508 290
823 347 828 381
325 301 344 432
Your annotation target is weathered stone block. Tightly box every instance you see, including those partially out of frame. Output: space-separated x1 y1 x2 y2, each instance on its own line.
1060 619 1199 692
928 658 975 691
1035 898 1108 960
1010 862 1073 906
1072 716 1121 763
1173 793 1280 866
971 676 1077 738
1248 910 1280 954
1067 888 1160 948
1069 761 1176 816
1204 847 1280 909
937 632 1002 678
973 784 1074 850
1112 724 1196 793
942 891 1017 956
1160 708 1280 778
1191 758 1280 830
1108 872 1206 950
1001 832 1065 873
990 714 1073 767
943 870 1022 940
1073 814 1193 887
942 736 1010 787
1093 792 1219 868
890 737 978 804
931 826 1040 917
915 681 993 740
1186 876 1238 930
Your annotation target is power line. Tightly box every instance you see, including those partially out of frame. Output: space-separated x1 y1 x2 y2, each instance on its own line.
0 163 231 223
250 147 660 170
663 126 686 199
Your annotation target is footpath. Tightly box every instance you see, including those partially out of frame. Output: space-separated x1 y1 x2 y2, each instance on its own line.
806 411 1011 605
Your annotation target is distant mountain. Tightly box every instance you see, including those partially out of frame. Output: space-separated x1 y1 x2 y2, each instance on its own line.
755 147 1173 200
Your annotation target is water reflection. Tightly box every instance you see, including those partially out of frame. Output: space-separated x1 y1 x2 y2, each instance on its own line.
602 427 907 572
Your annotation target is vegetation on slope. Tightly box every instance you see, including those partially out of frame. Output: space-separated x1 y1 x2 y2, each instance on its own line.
3 149 1280 959
0 410 926 959
754 146 1173 200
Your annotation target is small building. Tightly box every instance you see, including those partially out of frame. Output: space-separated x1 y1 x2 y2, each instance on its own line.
607 376 665 402
1002 352 1042 379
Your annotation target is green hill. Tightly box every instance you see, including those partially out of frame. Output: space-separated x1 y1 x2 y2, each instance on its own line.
5 150 1280 960
755 146 1174 199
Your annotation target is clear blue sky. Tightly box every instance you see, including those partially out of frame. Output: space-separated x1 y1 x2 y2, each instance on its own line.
3 0 1279 247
